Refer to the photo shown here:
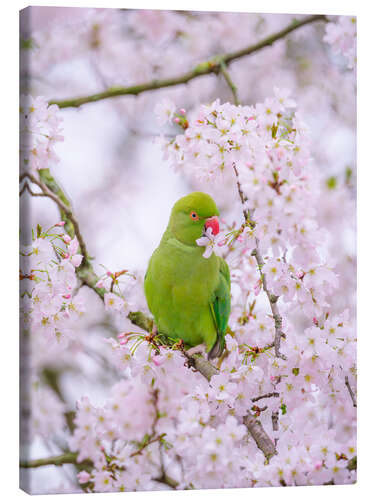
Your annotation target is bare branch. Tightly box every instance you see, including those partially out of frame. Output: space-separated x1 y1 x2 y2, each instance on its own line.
22 168 275 463
183 352 219 382
49 15 327 109
252 392 280 403
130 434 166 458
345 375 357 408
243 414 277 461
347 456 357 471
251 245 287 360
19 181 47 198
20 171 90 266
220 61 239 105
232 162 250 222
154 474 179 489
232 162 287 360
20 452 84 469
271 411 279 432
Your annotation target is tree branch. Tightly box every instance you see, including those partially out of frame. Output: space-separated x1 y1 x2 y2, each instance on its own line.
21 168 276 463
243 414 277 462
251 245 287 360
232 163 287 360
20 452 84 469
345 375 357 408
183 352 219 382
49 15 327 109
252 392 280 403
20 171 90 267
347 456 357 471
220 61 239 105
154 474 179 489
19 181 47 198
271 411 279 432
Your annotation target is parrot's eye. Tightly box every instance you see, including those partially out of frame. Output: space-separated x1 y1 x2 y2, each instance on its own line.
190 211 199 221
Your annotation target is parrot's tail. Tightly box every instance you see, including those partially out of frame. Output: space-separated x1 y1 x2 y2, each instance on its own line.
208 334 225 359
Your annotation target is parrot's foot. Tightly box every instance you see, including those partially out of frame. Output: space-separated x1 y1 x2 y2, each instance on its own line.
186 344 207 358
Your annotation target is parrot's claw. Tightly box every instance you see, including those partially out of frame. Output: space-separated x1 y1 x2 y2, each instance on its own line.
185 344 207 358
184 358 198 371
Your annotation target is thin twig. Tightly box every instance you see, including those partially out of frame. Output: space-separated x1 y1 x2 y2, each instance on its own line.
49 15 327 109
154 474 179 489
19 182 47 198
251 245 287 360
345 375 357 408
130 434 166 458
232 164 287 360
21 168 276 463
271 411 279 432
252 392 280 403
182 352 219 382
220 60 239 105
243 414 277 462
20 452 84 468
20 171 90 266
233 162 250 221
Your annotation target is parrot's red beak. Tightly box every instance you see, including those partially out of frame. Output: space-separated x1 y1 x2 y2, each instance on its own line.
204 216 220 236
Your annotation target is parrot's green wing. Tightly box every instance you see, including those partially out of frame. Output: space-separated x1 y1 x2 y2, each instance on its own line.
208 257 231 359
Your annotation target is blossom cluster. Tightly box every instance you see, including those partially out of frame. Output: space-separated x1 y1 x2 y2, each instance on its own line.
20 223 84 348
19 95 63 172
67 308 356 491
20 91 356 492
324 16 357 71
20 11 356 487
159 92 341 320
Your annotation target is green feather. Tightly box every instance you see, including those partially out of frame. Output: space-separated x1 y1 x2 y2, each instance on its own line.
208 258 231 359
144 192 231 358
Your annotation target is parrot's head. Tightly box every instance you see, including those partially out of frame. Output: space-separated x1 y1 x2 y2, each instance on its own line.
169 192 220 246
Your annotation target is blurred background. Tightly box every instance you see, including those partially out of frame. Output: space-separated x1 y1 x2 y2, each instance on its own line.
19 7 356 493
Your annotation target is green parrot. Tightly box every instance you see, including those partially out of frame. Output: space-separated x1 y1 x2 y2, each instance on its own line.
144 192 231 359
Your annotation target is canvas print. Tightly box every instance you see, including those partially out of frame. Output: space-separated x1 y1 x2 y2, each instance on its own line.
19 7 357 494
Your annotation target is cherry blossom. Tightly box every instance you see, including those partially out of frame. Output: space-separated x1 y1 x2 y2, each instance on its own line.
196 227 226 258
19 9 356 494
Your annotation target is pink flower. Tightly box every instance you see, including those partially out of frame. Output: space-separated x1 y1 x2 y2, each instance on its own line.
70 254 83 267
77 471 91 484
104 292 126 313
68 236 79 256
196 227 226 259
154 98 176 126
254 278 262 296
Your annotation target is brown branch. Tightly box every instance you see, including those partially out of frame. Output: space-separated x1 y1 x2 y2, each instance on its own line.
20 169 107 300
345 375 357 408
243 414 277 462
23 168 275 464
220 61 239 105
20 171 90 266
183 352 219 382
347 456 357 471
19 181 47 198
271 411 279 432
233 162 250 222
251 246 287 360
49 15 327 109
232 161 287 360
130 434 166 458
20 452 85 468
154 474 179 489
252 392 280 403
